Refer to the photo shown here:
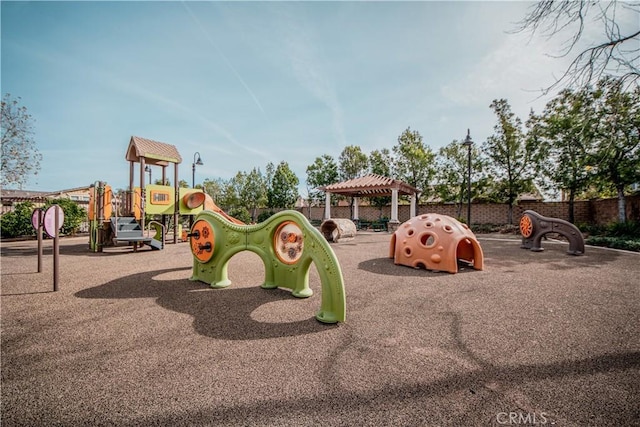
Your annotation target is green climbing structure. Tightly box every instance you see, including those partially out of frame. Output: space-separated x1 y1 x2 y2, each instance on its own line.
189 210 346 324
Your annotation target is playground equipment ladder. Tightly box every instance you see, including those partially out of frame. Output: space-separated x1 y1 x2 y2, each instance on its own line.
110 217 163 250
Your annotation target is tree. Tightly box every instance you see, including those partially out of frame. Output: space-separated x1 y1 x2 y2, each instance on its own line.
368 148 394 214
434 141 488 220
267 161 299 209
484 99 539 224
515 1 640 92
227 206 251 224
369 148 394 177
1 94 42 189
306 154 338 206
240 167 267 221
393 127 435 200
590 78 640 222
338 145 369 219
529 87 597 223
202 177 225 205
338 145 368 181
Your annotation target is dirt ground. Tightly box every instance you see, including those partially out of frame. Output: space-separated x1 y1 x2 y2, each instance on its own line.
1 232 639 426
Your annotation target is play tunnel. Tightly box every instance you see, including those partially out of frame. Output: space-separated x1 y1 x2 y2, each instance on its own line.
189 210 346 324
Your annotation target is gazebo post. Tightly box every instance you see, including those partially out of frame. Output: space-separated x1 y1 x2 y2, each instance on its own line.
389 188 400 232
321 174 419 232
353 197 359 221
324 192 331 220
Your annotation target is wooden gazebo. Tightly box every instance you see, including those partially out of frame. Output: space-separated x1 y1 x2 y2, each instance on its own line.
321 174 420 229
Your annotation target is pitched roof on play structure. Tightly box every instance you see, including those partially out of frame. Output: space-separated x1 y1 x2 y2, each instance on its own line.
321 174 419 197
125 136 182 165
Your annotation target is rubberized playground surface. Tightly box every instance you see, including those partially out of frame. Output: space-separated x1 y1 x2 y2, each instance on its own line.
1 232 638 426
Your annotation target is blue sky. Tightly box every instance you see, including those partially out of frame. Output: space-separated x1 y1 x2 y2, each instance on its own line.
1 1 618 194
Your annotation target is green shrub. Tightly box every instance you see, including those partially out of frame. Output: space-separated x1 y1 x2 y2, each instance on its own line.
257 210 275 223
586 236 640 252
606 220 640 237
0 202 36 238
44 198 87 236
574 222 606 236
228 206 251 224
0 199 87 239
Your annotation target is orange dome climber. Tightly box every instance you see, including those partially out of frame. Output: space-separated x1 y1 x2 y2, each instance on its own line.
389 214 484 274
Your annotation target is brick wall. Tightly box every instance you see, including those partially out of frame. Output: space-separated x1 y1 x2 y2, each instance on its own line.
290 195 639 226
589 196 640 224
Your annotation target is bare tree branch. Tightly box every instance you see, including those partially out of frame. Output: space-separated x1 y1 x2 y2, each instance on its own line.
514 1 639 92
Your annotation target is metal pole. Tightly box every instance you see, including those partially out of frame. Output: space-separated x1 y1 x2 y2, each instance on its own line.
190 152 202 230
463 129 473 227
37 209 43 273
53 206 60 292
467 144 472 226
174 162 179 244
190 162 195 230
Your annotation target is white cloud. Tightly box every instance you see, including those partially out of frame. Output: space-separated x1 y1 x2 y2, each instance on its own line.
180 1 266 114
278 10 346 149
441 31 561 116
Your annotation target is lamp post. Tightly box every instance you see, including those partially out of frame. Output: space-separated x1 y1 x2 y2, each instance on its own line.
462 129 473 226
144 165 152 185
192 152 203 188
190 152 204 230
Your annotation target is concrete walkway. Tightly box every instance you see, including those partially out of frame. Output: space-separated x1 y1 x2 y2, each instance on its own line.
1 233 638 426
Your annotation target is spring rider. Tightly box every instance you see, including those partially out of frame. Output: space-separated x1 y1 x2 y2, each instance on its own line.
520 210 585 255
389 214 484 273
189 210 346 323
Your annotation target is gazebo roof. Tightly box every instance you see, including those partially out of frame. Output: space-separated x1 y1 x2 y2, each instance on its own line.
321 174 419 197
125 136 182 166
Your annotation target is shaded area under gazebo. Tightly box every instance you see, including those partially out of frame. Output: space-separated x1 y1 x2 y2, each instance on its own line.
320 174 420 231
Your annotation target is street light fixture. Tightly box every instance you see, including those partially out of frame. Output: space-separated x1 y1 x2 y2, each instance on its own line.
192 152 203 188
144 165 152 185
190 152 204 230
462 129 474 226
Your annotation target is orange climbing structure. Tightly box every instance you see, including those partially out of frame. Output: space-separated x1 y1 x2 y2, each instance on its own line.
389 214 484 274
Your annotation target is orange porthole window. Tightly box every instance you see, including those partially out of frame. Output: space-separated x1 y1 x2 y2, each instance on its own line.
190 220 215 263
273 221 304 265
520 215 533 238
